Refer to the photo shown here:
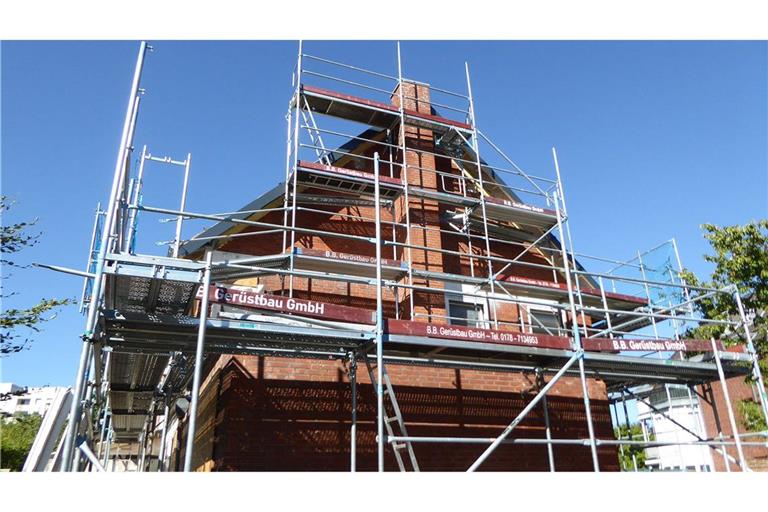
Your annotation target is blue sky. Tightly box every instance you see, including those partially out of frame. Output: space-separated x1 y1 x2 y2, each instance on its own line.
1 41 766 387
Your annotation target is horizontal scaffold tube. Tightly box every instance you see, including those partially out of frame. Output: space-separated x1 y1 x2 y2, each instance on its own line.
133 204 376 244
573 268 725 294
387 436 768 448
578 304 737 327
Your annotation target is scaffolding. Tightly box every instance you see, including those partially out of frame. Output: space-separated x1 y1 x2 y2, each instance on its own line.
43 41 768 472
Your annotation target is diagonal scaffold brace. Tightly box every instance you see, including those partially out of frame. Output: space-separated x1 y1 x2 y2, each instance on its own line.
467 350 582 472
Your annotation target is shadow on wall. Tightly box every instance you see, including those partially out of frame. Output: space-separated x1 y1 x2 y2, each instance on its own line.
176 357 619 471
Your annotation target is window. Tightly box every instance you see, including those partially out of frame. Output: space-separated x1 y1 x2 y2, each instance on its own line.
449 301 483 328
528 310 561 335
17 399 30 406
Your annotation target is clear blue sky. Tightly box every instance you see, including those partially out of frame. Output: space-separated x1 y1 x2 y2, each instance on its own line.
1 41 766 387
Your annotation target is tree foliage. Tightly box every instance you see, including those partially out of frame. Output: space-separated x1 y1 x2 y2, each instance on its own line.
681 221 768 431
614 423 649 471
738 399 768 432
0 413 43 471
1 195 73 355
681 220 768 366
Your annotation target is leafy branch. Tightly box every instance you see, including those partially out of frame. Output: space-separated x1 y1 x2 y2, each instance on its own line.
0 195 74 356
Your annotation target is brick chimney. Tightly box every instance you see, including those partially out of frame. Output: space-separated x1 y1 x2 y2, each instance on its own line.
391 81 447 323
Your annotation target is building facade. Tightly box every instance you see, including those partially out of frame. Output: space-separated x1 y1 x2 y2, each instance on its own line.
636 384 714 471
0 383 69 419
166 80 625 471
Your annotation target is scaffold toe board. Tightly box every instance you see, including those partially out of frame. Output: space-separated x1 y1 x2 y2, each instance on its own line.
481 197 559 229
409 185 558 229
497 275 647 311
293 247 408 281
463 217 543 243
296 160 403 199
381 332 751 386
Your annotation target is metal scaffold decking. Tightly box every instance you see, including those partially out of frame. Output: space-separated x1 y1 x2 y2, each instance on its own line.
38 41 768 473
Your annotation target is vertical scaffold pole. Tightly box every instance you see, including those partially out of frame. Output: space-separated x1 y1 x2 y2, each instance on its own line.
281 108 293 256
374 152 385 472
536 368 555 472
80 202 103 313
138 428 147 472
396 42 415 321
126 145 147 253
551 147 600 471
670 238 694 316
597 277 614 338
465 62 498 328
96 347 112 459
172 153 192 257
288 40 303 298
687 385 710 471
115 94 141 252
349 352 357 472
637 251 660 341
183 250 213 472
467 351 581 471
733 289 768 426
557 169 588 338
620 390 637 471
61 41 149 471
102 428 113 470
96 395 110 460
707 382 732 472
710 338 748 471
145 407 157 472
157 397 170 472
99 346 113 404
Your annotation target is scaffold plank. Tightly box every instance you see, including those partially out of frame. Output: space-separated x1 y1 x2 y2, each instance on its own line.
301 85 472 133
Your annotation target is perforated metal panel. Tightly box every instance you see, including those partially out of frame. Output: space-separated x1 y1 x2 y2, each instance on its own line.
107 274 197 316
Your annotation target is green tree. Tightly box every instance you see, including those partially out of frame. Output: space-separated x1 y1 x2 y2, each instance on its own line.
0 413 43 471
1 195 73 355
681 220 768 431
681 221 767 360
614 423 649 471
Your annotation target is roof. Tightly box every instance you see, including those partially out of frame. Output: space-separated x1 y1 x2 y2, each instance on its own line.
178 111 578 279
178 182 286 258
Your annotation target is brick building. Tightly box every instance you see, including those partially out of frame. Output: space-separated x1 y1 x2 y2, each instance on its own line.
84 46 765 473
162 71 664 471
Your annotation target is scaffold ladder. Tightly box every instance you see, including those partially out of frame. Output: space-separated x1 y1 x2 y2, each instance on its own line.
300 95 332 166
363 357 420 471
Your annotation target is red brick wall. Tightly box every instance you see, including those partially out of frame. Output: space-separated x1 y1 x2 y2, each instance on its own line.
177 80 620 471
697 376 768 472
176 355 618 471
